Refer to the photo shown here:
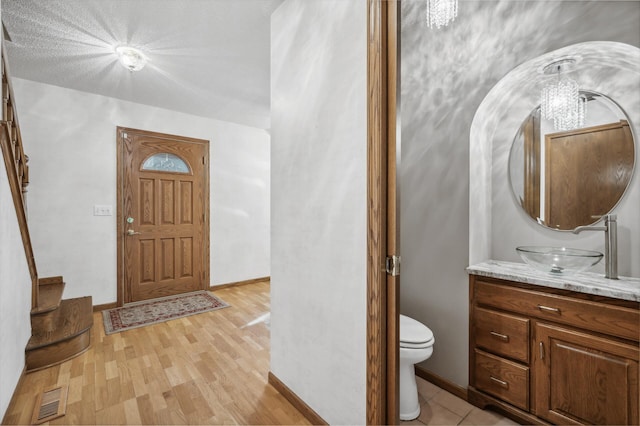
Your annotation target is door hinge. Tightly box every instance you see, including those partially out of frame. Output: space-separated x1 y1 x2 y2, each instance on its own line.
385 255 401 276
203 156 206 164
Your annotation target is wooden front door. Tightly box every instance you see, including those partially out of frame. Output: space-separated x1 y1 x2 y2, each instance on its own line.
117 127 209 304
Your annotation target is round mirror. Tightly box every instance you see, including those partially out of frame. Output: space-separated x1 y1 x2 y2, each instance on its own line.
508 90 635 231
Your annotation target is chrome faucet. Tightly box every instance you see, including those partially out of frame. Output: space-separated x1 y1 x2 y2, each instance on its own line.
572 214 618 280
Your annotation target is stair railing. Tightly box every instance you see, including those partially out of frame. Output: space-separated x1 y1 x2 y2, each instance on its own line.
1 44 39 309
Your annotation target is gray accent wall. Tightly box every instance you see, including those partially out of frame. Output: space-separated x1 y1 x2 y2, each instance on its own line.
400 0 640 387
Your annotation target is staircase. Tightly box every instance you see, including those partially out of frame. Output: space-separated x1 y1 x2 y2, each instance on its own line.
26 278 93 372
1 46 93 373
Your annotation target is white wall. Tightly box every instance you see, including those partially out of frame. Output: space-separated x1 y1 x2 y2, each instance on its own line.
400 0 640 388
11 78 270 305
1 3 32 418
0 137 32 419
270 0 367 423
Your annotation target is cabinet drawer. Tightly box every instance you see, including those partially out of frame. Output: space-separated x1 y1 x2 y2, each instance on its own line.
474 349 529 411
474 307 529 363
475 280 639 341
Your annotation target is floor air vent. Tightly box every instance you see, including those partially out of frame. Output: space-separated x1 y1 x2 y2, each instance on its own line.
31 385 68 425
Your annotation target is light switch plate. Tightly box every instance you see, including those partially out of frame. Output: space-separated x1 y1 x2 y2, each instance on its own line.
93 205 113 216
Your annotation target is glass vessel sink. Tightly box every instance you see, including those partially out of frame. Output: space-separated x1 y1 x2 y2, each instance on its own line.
516 246 604 275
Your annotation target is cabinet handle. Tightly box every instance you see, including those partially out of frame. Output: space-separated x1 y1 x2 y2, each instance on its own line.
537 304 561 314
490 376 509 388
539 341 544 360
489 331 509 341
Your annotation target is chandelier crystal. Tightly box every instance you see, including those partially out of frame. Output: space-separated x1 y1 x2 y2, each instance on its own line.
427 0 458 29
540 60 586 131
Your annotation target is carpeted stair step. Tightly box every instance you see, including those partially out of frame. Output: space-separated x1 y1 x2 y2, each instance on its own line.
26 296 93 372
31 276 65 315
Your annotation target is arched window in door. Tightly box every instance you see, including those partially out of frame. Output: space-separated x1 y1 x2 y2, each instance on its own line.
141 153 191 174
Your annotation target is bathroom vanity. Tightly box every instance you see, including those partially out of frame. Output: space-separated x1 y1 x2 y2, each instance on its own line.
467 261 640 425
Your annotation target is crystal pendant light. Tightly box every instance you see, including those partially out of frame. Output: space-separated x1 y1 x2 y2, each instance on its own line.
115 46 148 72
426 0 458 29
540 59 586 131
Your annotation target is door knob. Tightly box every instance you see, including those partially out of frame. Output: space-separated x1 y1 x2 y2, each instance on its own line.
127 229 142 236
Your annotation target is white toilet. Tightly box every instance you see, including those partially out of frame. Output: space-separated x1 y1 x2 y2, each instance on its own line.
399 314 435 421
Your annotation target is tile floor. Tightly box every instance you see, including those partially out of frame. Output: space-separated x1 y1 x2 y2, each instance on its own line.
402 377 518 425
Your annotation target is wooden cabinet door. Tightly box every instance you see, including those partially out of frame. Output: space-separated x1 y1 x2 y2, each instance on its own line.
534 322 639 425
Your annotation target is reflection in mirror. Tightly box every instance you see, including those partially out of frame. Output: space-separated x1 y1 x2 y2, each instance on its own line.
509 91 635 231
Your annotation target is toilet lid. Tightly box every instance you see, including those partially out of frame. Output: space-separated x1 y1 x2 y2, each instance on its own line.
400 340 434 349
400 314 434 346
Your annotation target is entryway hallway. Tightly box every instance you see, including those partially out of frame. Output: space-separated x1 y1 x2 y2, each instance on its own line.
3 281 309 425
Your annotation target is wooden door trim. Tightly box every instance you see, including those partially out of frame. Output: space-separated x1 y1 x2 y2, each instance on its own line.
116 127 210 306
385 0 400 423
367 0 399 424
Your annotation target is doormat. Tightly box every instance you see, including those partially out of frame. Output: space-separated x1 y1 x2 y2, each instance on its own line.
102 291 229 335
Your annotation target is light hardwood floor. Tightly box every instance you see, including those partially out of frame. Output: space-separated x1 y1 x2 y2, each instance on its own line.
3 281 310 425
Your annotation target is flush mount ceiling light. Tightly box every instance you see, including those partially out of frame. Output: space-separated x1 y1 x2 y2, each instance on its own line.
427 0 458 29
115 45 148 72
540 58 586 131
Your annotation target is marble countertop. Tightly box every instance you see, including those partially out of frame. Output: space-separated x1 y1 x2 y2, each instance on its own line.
466 260 640 302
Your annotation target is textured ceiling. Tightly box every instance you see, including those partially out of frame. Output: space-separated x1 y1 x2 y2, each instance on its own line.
1 0 283 129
